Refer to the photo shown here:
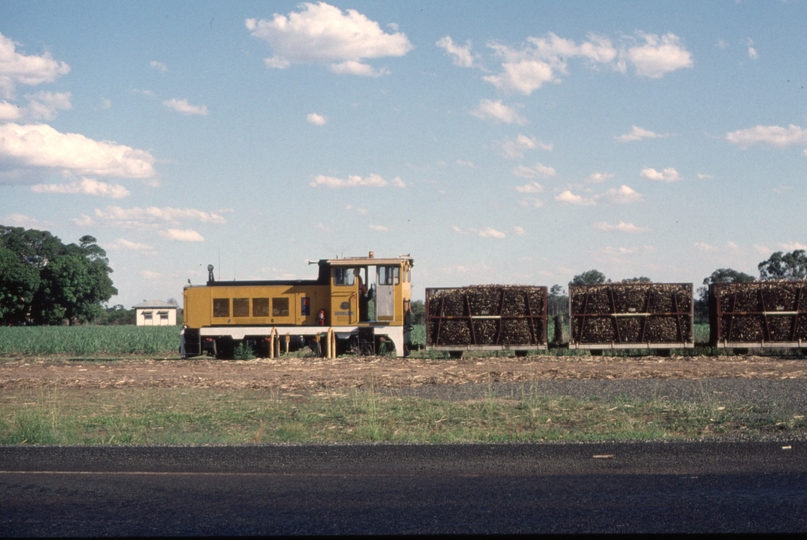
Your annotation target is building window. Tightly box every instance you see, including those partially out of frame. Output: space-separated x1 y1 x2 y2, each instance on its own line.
159 311 169 321
253 298 270 317
213 298 230 317
143 311 153 321
233 298 249 317
272 297 290 317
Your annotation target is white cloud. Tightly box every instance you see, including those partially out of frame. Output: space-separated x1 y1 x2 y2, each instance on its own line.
159 229 205 242
73 206 227 229
30 177 130 199
640 167 681 182
150 60 168 72
484 33 617 95
140 270 161 279
470 99 527 125
0 31 71 99
603 185 643 204
478 227 506 239
163 98 208 116
307 112 328 125
436 36 476 68
746 38 758 60
778 242 807 251
0 123 156 184
585 172 614 184
456 160 476 168
594 221 649 233
484 58 556 94
329 60 389 77
513 162 555 179
345 204 367 214
108 238 155 253
697 173 713 179
514 181 544 193
0 92 72 122
246 3 413 76
310 173 405 188
369 224 388 232
725 124 807 149
479 31 690 95
513 226 525 236
494 134 551 158
615 125 670 142
555 190 596 206
0 213 47 228
625 32 693 78
517 198 544 208
453 226 506 239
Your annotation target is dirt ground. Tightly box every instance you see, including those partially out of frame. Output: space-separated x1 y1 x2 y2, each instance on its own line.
1 353 806 393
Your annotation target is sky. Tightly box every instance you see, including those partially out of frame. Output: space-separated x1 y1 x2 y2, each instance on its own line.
1 0 806 307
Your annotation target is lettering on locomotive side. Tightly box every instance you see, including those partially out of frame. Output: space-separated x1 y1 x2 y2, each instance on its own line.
335 311 354 317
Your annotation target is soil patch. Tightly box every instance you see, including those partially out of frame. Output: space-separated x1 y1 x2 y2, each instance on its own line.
2 354 805 393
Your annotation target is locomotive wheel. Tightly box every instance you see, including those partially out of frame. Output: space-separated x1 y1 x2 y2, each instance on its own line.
448 351 463 359
514 350 528 357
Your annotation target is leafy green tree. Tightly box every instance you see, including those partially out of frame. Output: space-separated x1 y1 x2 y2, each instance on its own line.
571 269 610 285
95 304 136 325
758 250 807 281
548 284 569 316
695 268 756 323
0 247 41 325
0 226 116 325
622 276 652 283
409 299 425 325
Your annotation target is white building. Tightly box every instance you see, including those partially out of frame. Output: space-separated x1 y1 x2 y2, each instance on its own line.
133 300 178 326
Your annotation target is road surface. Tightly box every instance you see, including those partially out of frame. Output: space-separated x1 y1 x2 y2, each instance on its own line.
1 442 806 535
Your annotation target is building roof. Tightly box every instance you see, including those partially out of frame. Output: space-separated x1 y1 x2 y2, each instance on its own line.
133 300 178 309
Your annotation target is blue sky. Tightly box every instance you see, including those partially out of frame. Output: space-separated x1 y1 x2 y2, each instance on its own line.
1 1 806 306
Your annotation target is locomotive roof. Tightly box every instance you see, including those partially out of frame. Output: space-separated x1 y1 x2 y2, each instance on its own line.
323 255 414 267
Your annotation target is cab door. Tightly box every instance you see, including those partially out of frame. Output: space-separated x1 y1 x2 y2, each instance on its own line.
330 267 359 325
376 265 398 321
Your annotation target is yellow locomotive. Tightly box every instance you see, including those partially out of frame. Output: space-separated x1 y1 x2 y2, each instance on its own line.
181 252 414 358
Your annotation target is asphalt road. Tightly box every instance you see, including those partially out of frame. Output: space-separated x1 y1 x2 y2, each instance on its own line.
1 442 806 535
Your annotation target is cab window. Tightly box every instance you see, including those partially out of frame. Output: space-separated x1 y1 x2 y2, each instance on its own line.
378 266 400 285
334 267 356 286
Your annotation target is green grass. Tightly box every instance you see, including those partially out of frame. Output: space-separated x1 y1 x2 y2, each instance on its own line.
0 325 179 356
2 386 805 445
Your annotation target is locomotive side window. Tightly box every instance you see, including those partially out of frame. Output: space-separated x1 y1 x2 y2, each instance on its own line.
253 298 270 317
378 266 400 285
233 298 249 317
334 267 356 286
213 298 230 317
273 297 290 317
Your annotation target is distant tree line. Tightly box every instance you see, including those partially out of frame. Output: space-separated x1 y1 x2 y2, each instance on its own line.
0 226 116 325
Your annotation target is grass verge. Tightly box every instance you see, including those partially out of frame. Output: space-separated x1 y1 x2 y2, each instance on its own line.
2 386 805 445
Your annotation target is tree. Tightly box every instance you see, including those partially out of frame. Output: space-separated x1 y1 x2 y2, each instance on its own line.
695 268 756 323
0 226 116 325
409 299 425 325
571 269 610 285
548 284 569 316
0 247 41 325
758 250 807 281
622 276 652 283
